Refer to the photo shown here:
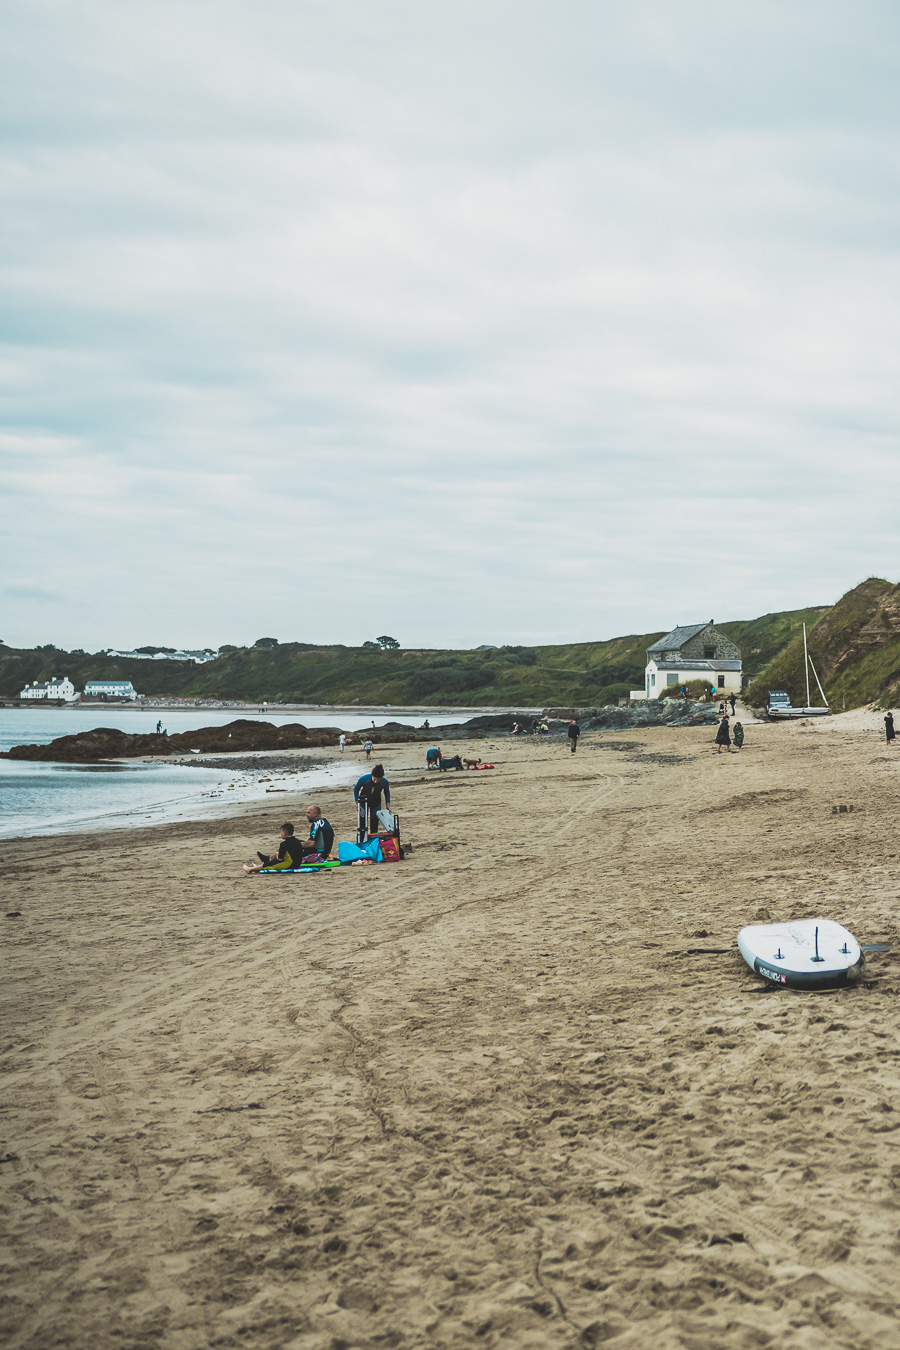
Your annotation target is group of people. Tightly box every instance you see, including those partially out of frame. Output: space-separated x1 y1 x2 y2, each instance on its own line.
338 733 374 760
242 763 393 874
715 714 745 753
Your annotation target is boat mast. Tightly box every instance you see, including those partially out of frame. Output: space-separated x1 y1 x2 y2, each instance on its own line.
803 623 811 708
808 652 829 709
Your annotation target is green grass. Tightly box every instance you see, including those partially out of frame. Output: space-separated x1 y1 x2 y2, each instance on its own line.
744 578 900 709
0 600 859 708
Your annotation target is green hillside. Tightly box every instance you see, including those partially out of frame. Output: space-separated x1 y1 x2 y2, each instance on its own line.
745 578 900 710
0 603 831 706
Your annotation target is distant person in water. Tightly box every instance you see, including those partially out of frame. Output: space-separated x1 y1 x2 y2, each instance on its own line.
715 716 732 754
885 711 896 746
243 822 304 874
732 721 745 750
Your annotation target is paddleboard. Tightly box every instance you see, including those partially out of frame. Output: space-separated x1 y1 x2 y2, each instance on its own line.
738 918 864 989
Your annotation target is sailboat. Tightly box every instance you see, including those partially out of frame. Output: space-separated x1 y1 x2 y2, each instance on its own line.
766 624 830 719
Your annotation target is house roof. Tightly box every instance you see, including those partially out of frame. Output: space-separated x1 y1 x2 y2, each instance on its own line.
646 622 712 653
651 659 742 672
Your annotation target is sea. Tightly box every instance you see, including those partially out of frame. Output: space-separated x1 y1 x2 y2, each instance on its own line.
0 707 465 841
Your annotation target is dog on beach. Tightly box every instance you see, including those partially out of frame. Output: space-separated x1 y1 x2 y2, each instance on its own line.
463 757 483 769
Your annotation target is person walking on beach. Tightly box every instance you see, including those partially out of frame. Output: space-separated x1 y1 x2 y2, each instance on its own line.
885 711 896 746
567 719 580 753
339 734 346 754
732 721 745 750
364 738 373 761
729 692 737 716
242 822 304 874
715 716 732 754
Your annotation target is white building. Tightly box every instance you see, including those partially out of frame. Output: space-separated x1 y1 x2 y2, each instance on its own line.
20 676 78 702
84 680 139 700
631 622 742 701
105 649 218 663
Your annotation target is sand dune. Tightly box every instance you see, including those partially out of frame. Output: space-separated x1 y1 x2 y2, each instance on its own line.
2 711 899 1348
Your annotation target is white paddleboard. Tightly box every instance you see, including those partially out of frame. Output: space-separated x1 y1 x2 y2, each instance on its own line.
738 918 864 989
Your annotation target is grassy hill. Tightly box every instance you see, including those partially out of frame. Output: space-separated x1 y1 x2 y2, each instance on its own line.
0 603 831 707
745 578 900 710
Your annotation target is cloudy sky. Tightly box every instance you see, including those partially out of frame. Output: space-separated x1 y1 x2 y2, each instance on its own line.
1 2 898 651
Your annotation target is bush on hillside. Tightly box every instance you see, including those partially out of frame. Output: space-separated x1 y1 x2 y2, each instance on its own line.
407 665 485 698
594 682 633 705
659 678 716 701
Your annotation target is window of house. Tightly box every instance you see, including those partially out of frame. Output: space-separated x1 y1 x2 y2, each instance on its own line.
717 675 725 687
704 646 716 659
650 673 656 686
667 674 678 685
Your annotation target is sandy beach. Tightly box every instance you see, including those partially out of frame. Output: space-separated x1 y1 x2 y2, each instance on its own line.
2 710 899 1349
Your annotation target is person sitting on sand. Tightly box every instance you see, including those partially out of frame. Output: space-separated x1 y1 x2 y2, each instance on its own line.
733 721 745 750
243 822 304 874
302 804 334 859
354 763 391 837
715 716 732 754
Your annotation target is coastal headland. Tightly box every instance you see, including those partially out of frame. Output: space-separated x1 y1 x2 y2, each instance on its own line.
2 709 899 1348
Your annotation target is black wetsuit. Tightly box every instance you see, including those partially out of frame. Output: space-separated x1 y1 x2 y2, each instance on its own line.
258 835 303 869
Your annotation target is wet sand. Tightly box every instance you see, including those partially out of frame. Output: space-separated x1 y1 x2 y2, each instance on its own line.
2 713 899 1349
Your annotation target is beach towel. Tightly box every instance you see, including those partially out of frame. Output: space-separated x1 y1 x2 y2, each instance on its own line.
338 838 383 864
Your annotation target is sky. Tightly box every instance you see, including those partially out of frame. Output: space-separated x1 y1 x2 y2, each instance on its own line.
1 1 898 652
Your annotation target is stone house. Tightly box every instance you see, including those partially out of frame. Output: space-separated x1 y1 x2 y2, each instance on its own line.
634 621 742 700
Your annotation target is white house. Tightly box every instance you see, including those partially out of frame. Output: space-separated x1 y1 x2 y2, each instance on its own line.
84 680 139 700
631 622 742 701
105 649 218 663
20 676 78 702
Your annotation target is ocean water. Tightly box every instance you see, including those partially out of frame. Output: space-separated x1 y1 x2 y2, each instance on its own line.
0 707 462 841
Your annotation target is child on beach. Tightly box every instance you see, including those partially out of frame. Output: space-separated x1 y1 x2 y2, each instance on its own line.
733 721 745 750
243 822 304 874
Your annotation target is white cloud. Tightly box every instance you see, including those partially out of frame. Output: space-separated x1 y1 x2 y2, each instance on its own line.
1 1 898 650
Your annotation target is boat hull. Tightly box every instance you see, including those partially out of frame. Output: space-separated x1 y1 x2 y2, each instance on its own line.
767 706 829 720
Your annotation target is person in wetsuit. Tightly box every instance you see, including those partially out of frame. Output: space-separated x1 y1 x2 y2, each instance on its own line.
242 823 304 874
354 763 391 837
